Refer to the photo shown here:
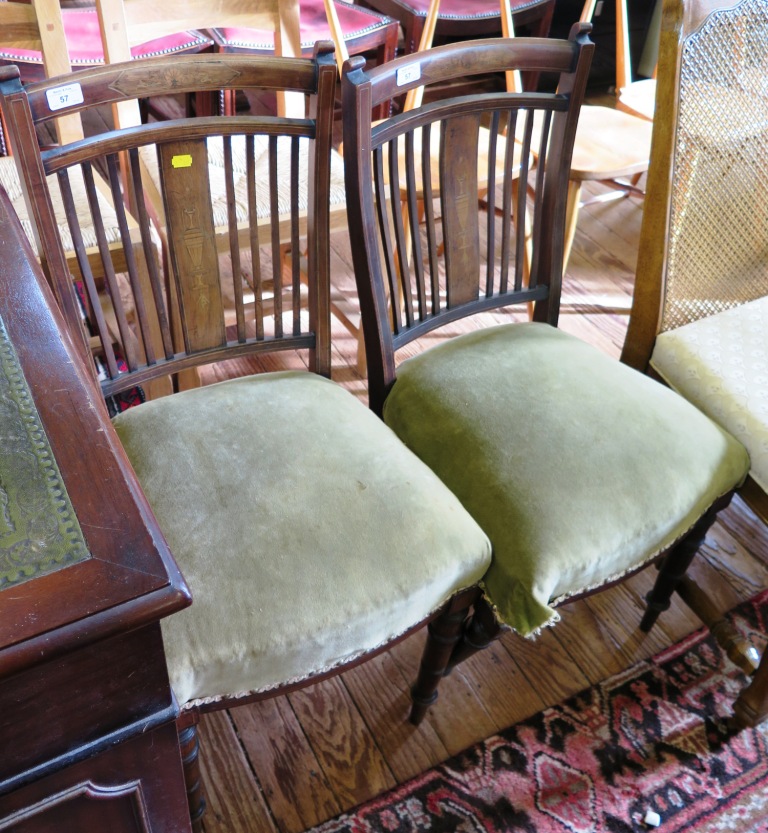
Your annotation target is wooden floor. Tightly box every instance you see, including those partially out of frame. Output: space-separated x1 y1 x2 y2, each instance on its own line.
194 171 768 833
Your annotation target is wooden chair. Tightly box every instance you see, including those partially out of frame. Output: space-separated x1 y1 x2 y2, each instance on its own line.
95 0 356 359
0 47 492 829
342 25 751 721
556 0 654 279
614 0 658 121
622 0 768 728
0 0 171 399
0 0 213 126
208 0 399 120
360 0 556 92
0 4 211 86
339 0 535 372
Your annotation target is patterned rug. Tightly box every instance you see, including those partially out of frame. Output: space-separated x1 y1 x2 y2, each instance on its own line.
310 590 768 833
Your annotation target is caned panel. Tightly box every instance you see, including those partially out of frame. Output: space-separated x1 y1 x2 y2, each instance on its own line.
661 0 768 332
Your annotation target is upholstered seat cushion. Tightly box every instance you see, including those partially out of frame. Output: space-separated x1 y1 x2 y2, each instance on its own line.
112 372 491 707
376 0 532 21
382 323 749 636
210 0 395 51
650 295 768 492
0 8 211 66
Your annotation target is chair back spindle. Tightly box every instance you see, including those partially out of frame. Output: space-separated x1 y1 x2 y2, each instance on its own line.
0 48 338 401
342 28 594 411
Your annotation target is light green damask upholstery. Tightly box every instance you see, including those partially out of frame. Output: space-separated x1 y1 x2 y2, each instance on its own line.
112 372 491 707
382 323 750 636
651 295 768 493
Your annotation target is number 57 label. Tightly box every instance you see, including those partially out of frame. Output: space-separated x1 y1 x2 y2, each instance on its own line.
46 82 84 112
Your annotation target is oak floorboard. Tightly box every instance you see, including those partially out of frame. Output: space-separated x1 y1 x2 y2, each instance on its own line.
339 648 451 784
547 596 650 683
288 676 397 815
231 698 341 833
449 637 553 732
498 622 592 708
387 631 501 756
715 497 768 567
197 711 279 833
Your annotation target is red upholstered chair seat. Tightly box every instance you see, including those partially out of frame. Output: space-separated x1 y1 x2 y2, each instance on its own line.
212 0 397 52
360 0 555 89
0 8 211 67
210 0 398 118
379 0 508 23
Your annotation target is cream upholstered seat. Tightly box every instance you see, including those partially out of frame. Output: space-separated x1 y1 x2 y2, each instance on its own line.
0 47 492 830
650 297 768 494
342 24 749 711
621 0 768 728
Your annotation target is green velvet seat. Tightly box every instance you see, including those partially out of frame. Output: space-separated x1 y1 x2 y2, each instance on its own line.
382 323 749 636
113 372 492 706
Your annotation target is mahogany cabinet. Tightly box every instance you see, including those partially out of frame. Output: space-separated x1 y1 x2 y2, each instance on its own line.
0 189 192 831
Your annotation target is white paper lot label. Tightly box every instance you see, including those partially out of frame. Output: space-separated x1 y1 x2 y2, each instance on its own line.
46 83 84 112
396 64 420 87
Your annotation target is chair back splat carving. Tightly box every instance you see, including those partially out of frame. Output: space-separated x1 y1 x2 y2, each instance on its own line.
0 47 498 828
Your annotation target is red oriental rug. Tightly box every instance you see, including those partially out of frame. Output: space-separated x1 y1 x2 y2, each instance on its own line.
309 590 768 833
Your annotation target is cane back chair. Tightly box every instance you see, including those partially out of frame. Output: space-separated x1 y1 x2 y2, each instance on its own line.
622 0 768 727
342 26 750 714
0 48 492 828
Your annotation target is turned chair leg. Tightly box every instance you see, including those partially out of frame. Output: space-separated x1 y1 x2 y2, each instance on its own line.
446 595 503 672
641 505 720 633
734 651 768 729
410 590 479 725
178 721 206 833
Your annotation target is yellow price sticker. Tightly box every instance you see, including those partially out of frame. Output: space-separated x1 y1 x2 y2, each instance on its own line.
172 154 193 168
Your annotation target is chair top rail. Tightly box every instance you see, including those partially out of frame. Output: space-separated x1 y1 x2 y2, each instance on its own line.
357 34 586 109
0 54 323 131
